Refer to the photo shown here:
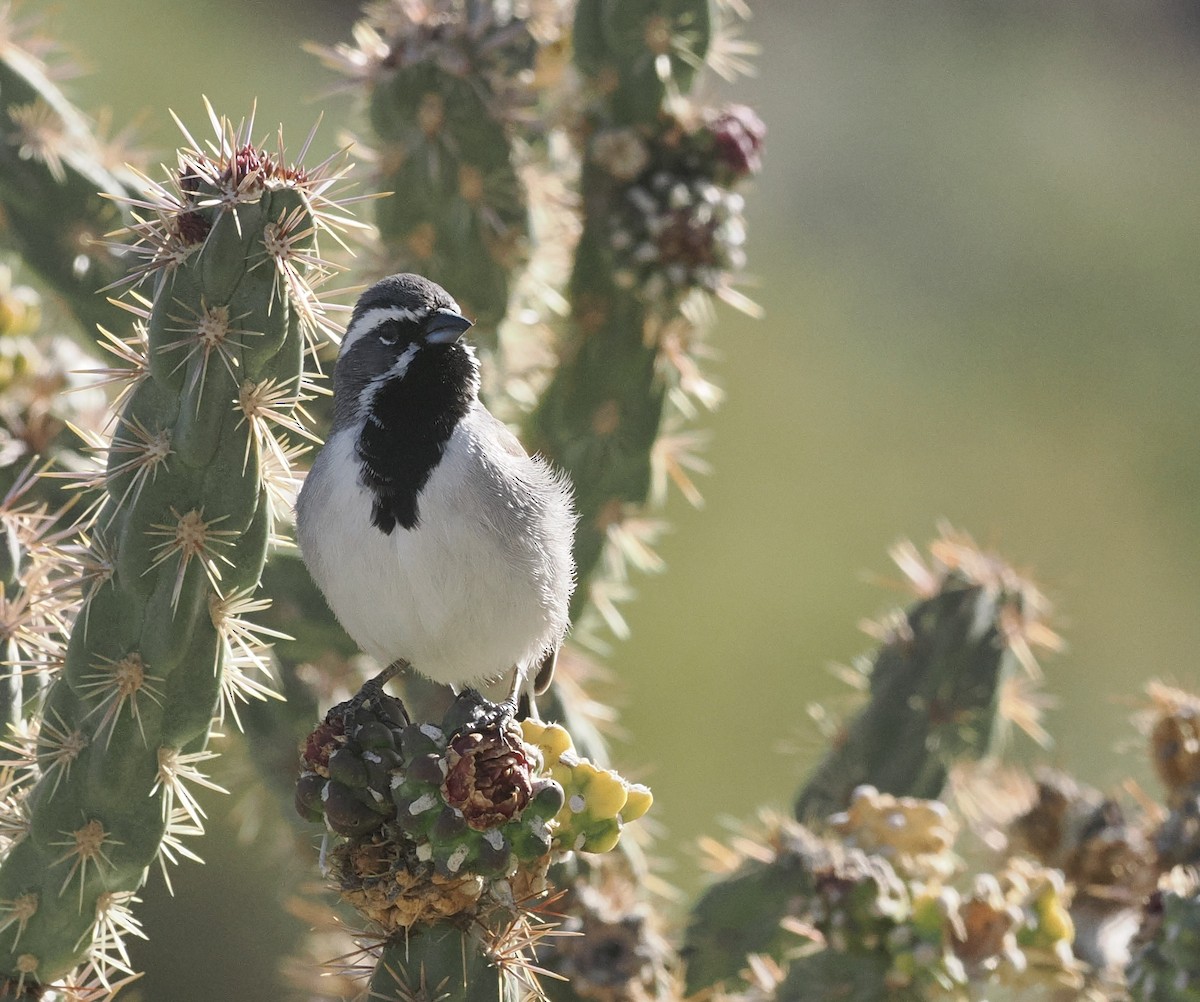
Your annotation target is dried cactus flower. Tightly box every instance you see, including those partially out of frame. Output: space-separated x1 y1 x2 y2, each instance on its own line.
1145 682 1200 800
546 878 677 1002
441 717 534 831
600 107 756 314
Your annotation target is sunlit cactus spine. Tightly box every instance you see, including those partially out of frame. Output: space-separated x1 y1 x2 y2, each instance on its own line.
0 106 349 996
0 462 82 729
0 8 140 346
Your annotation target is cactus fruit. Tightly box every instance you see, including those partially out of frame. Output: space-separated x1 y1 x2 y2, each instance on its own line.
684 811 1084 999
530 109 764 639
0 105 350 995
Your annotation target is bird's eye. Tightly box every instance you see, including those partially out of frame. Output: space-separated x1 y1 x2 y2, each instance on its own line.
376 320 401 345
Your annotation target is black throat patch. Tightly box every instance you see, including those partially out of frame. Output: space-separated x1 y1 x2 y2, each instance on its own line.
356 345 476 534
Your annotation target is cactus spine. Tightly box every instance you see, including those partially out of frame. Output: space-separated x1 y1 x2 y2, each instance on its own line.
0 106 347 995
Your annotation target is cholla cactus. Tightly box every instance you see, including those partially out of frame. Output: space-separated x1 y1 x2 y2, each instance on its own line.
0 105 352 996
684 531 1073 997
1126 685 1200 1001
796 526 1061 822
684 794 1083 998
529 5 763 653
0 7 138 344
311 0 558 347
1128 868 1200 1002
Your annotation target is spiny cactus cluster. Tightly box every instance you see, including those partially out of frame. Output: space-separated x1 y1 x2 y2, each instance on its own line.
528 4 763 651
294 684 649 989
0 102 353 995
3 0 758 997
795 525 1061 823
685 791 1084 1001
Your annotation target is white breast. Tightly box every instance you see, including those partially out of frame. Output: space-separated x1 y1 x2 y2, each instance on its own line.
295 407 575 687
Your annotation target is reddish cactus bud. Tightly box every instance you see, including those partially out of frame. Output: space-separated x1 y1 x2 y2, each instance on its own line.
709 104 766 178
441 719 533 831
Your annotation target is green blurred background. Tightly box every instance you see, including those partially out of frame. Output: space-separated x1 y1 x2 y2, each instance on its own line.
49 1 1200 997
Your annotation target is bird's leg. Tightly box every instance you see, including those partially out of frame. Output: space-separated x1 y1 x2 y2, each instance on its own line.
499 661 528 718
365 659 407 692
350 658 412 724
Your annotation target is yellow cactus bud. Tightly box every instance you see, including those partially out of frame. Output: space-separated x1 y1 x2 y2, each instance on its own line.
579 764 629 819
620 783 653 822
521 720 574 765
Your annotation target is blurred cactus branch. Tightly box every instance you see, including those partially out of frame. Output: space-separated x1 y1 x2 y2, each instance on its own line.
529 0 762 634
0 14 141 345
684 530 1070 997
796 530 1059 822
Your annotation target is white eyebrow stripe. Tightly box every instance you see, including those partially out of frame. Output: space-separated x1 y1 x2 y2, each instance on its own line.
340 306 421 356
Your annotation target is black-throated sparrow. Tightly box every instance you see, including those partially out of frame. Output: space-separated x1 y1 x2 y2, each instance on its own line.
296 274 576 712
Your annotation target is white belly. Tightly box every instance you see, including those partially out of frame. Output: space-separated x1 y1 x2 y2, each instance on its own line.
296 420 570 687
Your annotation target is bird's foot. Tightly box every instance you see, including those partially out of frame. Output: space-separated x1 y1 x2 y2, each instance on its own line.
444 687 519 735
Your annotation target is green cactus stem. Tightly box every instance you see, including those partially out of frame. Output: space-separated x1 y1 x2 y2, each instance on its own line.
368 924 534 1002
312 1 545 349
573 0 713 128
0 105 351 995
1128 870 1200 1002
529 3 763 637
795 528 1060 823
0 13 140 345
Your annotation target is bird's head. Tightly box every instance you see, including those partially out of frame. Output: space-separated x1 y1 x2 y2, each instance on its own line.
333 273 476 427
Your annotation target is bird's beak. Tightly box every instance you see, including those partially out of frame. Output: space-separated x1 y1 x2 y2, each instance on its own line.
423 308 474 344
